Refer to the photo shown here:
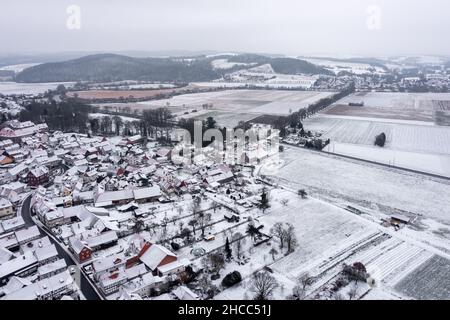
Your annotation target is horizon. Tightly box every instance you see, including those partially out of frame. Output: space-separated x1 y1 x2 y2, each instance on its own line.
1 0 450 57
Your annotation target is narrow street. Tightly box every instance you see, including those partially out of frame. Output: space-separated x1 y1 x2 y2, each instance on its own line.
20 195 102 300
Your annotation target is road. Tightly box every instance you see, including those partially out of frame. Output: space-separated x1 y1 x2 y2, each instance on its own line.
21 195 102 300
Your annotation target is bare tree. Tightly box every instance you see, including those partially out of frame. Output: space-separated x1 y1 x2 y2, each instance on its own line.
207 252 225 273
284 223 298 253
250 272 279 300
197 274 218 299
112 115 123 135
198 212 212 238
348 283 358 300
291 285 306 300
299 273 313 290
280 199 289 206
269 248 278 261
270 222 287 250
232 232 246 260
188 219 198 236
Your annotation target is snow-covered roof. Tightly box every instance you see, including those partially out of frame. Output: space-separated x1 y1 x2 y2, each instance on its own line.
173 285 199 300
85 231 118 249
96 189 134 203
139 243 176 271
34 243 58 262
14 225 40 244
0 252 37 279
37 258 67 277
133 186 162 200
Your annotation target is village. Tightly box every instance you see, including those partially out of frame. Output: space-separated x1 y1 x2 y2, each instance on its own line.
0 116 305 300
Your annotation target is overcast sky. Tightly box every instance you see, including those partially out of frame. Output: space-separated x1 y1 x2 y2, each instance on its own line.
1 0 449 57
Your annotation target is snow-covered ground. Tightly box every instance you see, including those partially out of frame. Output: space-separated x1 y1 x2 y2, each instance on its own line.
302 58 386 75
88 113 140 123
324 142 450 177
260 146 450 224
138 89 334 116
216 187 450 300
0 81 75 95
302 91 450 176
211 59 256 70
0 63 40 73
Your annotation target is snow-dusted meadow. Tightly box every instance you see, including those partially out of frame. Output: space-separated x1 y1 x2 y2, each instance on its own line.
260 146 450 224
302 92 450 177
138 89 335 116
0 81 75 95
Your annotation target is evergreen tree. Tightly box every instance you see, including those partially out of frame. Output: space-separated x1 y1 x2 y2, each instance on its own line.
224 237 232 260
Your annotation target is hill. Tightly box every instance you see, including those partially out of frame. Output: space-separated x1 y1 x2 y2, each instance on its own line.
15 53 333 83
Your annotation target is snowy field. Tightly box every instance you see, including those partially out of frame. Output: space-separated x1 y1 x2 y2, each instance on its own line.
138 89 334 116
88 113 140 122
0 63 40 73
323 142 450 177
0 81 75 95
210 59 256 70
259 190 376 279
302 58 386 75
325 92 450 123
305 117 450 155
260 146 450 223
216 188 450 300
303 92 450 176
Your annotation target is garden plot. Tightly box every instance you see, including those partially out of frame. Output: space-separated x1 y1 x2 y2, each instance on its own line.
138 90 334 116
258 189 377 280
260 147 450 223
350 237 434 286
394 255 450 300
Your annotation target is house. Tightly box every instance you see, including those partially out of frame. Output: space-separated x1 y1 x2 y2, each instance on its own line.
0 155 14 165
14 225 41 245
69 238 92 263
173 285 199 300
156 148 172 160
224 212 240 223
27 166 49 187
139 242 183 276
1 270 74 300
37 258 67 280
92 253 127 281
85 231 118 252
119 272 165 299
95 189 134 205
34 244 59 265
98 263 147 296
0 252 38 285
126 135 143 145
7 163 28 180
1 216 25 233
19 236 52 255
0 276 32 296
0 198 14 219
132 186 162 204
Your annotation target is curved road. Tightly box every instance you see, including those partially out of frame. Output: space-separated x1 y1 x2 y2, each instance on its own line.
21 195 101 300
